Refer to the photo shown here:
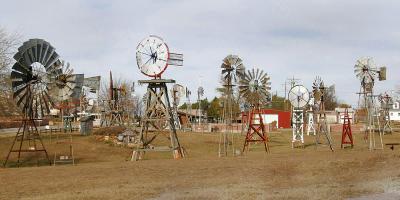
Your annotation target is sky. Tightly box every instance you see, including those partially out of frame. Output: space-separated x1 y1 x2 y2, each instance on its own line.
1 0 399 107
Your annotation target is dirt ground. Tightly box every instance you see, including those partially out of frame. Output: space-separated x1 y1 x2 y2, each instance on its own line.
1 128 400 200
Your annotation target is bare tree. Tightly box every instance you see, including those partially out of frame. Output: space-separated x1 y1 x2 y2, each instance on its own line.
98 75 142 120
0 27 20 96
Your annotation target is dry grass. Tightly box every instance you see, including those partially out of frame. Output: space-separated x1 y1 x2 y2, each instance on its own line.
0 128 400 199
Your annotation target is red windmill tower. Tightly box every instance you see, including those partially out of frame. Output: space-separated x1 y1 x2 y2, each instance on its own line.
341 108 354 148
239 68 271 153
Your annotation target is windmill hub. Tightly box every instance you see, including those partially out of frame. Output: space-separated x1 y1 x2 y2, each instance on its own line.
31 62 47 81
249 79 260 92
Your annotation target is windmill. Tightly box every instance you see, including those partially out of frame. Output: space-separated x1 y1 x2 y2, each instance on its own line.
171 84 185 130
354 57 386 150
239 68 271 153
48 60 82 166
108 71 126 126
185 87 192 130
4 39 61 167
197 86 204 127
288 85 310 148
49 60 83 132
379 92 393 134
132 35 184 161
312 76 333 151
219 55 245 157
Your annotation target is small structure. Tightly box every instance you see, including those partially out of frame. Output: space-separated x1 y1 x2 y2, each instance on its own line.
389 101 400 121
241 109 291 129
80 115 95 136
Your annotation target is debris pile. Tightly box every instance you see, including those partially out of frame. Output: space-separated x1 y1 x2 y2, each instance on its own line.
93 126 140 148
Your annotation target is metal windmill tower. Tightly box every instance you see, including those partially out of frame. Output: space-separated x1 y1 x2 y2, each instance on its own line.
354 57 386 150
197 86 204 127
378 92 393 134
4 39 61 167
312 76 334 151
171 84 185 130
306 97 316 136
219 55 245 157
185 87 192 131
239 68 271 153
132 35 184 161
48 60 83 166
288 85 310 148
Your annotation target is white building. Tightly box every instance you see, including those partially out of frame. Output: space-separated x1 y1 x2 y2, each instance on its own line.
335 108 355 124
389 101 400 121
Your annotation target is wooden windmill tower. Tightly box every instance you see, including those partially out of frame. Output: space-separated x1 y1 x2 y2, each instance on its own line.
108 71 125 126
239 68 271 153
132 35 184 160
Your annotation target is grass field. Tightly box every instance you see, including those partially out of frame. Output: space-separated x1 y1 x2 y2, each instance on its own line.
1 128 400 199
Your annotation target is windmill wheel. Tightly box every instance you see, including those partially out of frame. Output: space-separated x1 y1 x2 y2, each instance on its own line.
312 76 325 102
354 57 377 91
221 55 245 87
239 68 271 106
288 85 310 108
10 39 61 118
48 60 78 103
